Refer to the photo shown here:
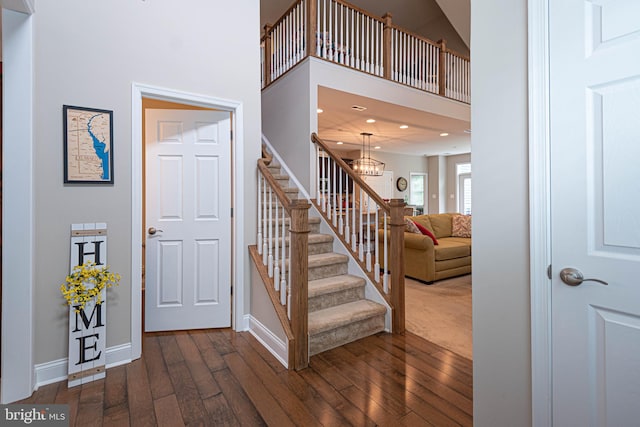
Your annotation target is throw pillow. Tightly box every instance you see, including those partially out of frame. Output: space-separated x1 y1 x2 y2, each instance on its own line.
412 221 439 245
451 214 472 238
404 217 421 234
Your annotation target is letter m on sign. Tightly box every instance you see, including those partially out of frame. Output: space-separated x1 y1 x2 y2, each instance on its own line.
68 223 108 388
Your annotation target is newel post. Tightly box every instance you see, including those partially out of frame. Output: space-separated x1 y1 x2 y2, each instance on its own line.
438 39 447 96
289 199 311 369
263 24 273 86
306 0 317 57
382 13 393 79
389 199 406 334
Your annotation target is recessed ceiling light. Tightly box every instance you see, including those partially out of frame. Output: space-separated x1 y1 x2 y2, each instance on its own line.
400 125 409 129
366 119 376 123
336 141 343 145
374 146 381 150
464 129 472 134
440 132 449 137
351 105 367 111
317 108 323 113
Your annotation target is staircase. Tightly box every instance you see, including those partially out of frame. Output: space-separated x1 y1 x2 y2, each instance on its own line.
264 161 387 356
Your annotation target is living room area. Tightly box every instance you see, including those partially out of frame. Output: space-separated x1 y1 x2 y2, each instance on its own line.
316 87 473 360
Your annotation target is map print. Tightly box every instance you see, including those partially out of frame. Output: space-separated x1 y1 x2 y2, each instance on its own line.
66 108 112 181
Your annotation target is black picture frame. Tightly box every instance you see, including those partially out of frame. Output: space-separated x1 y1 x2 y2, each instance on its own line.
63 105 114 184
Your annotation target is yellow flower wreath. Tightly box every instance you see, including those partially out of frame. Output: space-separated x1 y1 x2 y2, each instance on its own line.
60 261 121 312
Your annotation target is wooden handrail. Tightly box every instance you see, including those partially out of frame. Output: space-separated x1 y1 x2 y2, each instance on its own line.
258 159 292 209
388 23 442 50
311 133 390 215
328 0 385 24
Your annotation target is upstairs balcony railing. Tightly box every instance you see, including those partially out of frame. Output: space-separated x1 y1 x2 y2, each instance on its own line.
260 0 470 104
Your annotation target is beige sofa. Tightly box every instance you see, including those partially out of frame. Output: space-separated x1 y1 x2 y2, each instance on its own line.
379 213 471 284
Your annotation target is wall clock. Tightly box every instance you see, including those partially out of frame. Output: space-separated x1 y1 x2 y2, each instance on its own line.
396 177 408 192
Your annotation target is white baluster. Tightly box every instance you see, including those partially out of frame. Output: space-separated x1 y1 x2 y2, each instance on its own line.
262 176 268 264
359 187 364 261
344 174 350 243
281 206 287 301
274 197 280 290
374 206 380 282
332 158 337 227
351 182 357 251
338 162 343 234
268 186 274 277
257 172 262 255
383 212 389 293
366 194 372 271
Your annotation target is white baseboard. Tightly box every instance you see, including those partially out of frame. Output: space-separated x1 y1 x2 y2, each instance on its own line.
248 316 288 368
241 313 251 331
34 342 132 389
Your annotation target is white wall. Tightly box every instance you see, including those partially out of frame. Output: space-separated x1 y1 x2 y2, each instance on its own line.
28 0 261 366
263 56 470 197
261 61 314 191
372 151 429 200
471 0 532 425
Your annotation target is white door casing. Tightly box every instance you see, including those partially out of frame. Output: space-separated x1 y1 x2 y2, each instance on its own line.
145 109 232 331
550 1 640 425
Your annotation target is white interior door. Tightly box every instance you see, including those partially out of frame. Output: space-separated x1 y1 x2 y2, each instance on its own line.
145 109 232 331
550 1 640 425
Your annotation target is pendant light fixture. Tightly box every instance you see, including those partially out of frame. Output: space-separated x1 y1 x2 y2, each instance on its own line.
352 132 385 176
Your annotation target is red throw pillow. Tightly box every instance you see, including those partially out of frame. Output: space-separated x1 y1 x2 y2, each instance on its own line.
412 220 438 245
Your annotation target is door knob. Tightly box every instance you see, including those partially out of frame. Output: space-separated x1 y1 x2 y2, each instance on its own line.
148 227 164 235
559 267 608 286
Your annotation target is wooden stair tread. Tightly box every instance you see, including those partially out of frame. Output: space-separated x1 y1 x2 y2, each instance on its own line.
308 274 366 298
308 252 349 267
308 300 387 335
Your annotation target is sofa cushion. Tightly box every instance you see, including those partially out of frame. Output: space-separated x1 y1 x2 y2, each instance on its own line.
411 215 434 234
404 217 421 234
452 214 472 238
434 238 471 261
412 221 438 245
429 213 454 238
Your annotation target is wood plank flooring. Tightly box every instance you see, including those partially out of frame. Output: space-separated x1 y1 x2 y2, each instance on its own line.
19 330 472 426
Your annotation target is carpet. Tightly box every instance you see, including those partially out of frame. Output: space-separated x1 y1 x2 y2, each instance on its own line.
404 274 473 360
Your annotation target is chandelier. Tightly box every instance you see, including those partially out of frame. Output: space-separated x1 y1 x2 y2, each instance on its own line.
352 132 385 176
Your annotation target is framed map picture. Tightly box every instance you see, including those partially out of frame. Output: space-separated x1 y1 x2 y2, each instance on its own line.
63 105 114 184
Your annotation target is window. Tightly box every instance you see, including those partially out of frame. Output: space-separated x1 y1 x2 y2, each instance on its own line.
409 173 427 214
456 163 472 215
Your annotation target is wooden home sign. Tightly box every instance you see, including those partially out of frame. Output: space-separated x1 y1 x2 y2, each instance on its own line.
68 223 107 387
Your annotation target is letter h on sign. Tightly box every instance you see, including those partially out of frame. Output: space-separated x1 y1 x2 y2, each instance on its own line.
68 223 108 387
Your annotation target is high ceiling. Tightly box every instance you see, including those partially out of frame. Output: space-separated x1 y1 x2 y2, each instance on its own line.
261 0 471 157
317 87 470 157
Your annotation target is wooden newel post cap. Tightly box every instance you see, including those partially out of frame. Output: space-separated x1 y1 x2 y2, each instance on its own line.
382 13 393 25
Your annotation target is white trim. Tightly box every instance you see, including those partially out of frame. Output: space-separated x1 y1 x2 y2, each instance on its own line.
0 0 35 14
1 9 35 404
131 83 246 357
261 134 312 201
248 316 288 368
34 343 133 389
528 0 553 425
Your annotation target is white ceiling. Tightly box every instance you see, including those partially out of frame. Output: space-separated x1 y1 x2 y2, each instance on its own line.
317 87 470 157
261 0 472 157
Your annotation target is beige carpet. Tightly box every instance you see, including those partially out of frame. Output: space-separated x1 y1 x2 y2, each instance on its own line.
405 275 473 360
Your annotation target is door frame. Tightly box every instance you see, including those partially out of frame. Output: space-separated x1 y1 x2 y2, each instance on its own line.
1 7 35 404
130 83 245 360
528 0 553 425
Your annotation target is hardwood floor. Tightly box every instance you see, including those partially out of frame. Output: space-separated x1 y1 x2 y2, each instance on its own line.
20 330 472 426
